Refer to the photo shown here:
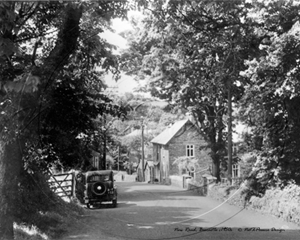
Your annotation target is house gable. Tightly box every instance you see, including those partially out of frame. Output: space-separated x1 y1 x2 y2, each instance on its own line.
168 122 210 176
151 119 190 145
151 119 211 183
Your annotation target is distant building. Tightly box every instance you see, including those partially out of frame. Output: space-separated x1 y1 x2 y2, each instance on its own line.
90 150 114 170
90 149 101 169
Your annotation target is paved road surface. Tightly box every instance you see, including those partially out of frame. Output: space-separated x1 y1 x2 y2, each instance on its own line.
60 180 300 240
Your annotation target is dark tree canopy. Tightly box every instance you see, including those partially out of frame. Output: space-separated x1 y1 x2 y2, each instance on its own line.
0 1 130 239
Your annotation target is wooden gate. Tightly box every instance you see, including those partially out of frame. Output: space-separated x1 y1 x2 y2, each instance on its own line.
48 170 75 199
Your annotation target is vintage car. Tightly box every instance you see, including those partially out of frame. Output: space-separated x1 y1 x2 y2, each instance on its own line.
75 170 117 208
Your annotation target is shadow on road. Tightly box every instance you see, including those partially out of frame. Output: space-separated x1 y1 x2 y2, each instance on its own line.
76 203 300 240
59 181 300 240
117 181 206 204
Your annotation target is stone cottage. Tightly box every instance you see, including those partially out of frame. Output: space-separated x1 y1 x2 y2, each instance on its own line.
151 119 212 184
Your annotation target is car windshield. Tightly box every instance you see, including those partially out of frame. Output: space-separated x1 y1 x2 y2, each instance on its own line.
87 174 110 183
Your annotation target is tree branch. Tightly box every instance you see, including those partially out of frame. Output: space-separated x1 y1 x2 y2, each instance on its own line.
16 2 40 30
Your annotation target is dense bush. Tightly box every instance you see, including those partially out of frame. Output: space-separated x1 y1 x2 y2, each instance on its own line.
248 184 300 225
208 183 300 226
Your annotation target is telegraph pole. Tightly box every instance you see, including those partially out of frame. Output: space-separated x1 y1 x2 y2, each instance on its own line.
118 144 120 172
102 114 107 170
227 79 233 184
141 118 145 182
102 135 106 170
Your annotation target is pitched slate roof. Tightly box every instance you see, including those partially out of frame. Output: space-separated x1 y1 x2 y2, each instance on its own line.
151 119 190 145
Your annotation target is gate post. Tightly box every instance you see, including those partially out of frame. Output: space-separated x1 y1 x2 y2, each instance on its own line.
203 176 208 196
71 171 75 197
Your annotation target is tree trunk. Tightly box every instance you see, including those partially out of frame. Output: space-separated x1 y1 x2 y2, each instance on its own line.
0 139 23 240
211 150 221 182
101 115 107 170
227 80 233 183
0 3 83 238
102 135 106 170
194 110 222 181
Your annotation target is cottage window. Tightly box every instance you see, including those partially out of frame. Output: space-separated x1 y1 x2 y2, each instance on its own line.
232 164 239 178
186 145 194 157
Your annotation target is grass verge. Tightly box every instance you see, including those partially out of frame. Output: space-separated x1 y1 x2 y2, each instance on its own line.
14 198 84 240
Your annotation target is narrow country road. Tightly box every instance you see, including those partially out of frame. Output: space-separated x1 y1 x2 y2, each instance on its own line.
59 178 300 240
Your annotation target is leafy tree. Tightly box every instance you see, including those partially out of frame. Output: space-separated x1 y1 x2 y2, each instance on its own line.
109 92 179 170
0 3 82 238
120 0 253 181
237 0 300 192
42 76 128 171
0 1 129 238
122 130 154 156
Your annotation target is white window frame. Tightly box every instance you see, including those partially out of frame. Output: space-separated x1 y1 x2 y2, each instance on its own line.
232 164 239 178
186 145 194 157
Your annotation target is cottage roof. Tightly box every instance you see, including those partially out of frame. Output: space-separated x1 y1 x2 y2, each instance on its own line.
151 119 191 145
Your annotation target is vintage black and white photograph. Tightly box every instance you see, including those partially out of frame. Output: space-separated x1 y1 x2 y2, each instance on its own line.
1 0 300 239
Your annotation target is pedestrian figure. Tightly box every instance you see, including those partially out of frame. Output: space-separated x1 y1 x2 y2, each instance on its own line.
122 174 124 181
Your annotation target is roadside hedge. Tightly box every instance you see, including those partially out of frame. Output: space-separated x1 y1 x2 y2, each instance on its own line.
207 184 247 208
248 184 300 225
207 183 300 226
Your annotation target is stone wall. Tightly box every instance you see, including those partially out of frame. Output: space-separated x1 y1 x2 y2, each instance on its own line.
188 175 217 196
170 175 183 188
188 182 207 196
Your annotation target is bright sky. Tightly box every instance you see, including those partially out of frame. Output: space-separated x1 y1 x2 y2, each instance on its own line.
101 18 130 50
100 13 142 94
